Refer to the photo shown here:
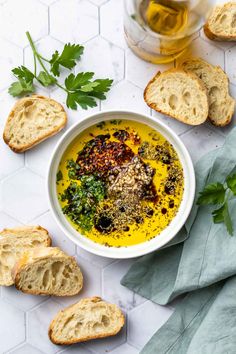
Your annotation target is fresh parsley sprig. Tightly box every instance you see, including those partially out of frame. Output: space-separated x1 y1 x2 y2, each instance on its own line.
197 173 236 236
8 31 113 110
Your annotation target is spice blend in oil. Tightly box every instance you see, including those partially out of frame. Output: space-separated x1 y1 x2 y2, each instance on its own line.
57 120 184 247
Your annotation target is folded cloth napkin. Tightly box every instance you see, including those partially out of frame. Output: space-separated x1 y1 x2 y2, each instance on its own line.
121 128 236 354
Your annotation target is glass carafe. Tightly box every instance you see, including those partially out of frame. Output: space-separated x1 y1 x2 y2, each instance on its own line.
124 0 212 64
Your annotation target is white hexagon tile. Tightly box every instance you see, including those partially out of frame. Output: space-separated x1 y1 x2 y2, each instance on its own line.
100 0 127 49
180 125 225 163
1 168 48 223
32 211 76 256
27 299 64 354
101 80 150 113
8 344 45 354
128 302 173 350
0 0 48 47
0 300 25 352
126 48 172 89
78 36 125 84
0 1 234 354
0 212 21 229
0 126 24 180
0 90 18 128
25 130 65 179
50 0 99 43
0 39 22 91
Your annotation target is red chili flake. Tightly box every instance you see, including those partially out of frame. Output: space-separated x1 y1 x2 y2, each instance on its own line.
76 135 134 178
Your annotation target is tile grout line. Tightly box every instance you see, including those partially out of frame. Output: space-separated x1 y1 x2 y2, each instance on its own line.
48 4 50 35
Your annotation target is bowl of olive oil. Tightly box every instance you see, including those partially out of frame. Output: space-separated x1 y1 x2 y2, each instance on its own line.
124 0 212 64
47 110 195 259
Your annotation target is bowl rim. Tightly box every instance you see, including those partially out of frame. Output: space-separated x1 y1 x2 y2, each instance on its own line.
47 109 195 259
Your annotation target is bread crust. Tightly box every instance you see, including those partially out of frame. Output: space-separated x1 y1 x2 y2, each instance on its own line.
180 58 235 126
0 225 51 243
0 225 52 286
204 23 236 41
12 247 83 296
144 68 209 125
3 95 67 153
48 297 125 345
204 2 236 41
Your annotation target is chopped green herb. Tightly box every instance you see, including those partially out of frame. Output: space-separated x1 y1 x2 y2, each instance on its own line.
61 176 106 232
56 170 63 182
96 121 106 129
110 119 122 125
66 159 80 180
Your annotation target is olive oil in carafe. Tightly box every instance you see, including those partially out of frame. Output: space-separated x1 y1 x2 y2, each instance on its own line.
141 0 188 36
124 0 207 64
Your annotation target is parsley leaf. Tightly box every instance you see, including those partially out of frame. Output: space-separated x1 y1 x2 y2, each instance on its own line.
65 72 94 91
12 66 34 83
93 79 113 93
66 93 78 110
8 32 113 110
50 44 84 76
66 92 97 110
197 182 226 205
76 95 97 110
212 202 233 236
64 74 112 110
226 173 236 195
37 71 56 87
198 175 236 236
80 81 100 92
9 66 35 96
8 80 34 97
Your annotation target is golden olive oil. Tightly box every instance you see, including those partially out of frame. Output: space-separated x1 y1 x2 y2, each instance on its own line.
124 0 209 64
144 0 188 36
57 120 184 248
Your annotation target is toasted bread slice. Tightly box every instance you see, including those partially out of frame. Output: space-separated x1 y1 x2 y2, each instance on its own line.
0 226 51 286
144 69 209 125
204 2 236 41
3 95 67 153
49 297 125 345
13 247 83 296
181 58 235 126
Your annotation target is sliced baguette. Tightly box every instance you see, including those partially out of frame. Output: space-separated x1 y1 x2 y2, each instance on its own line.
49 297 125 345
0 226 51 286
144 68 209 125
181 58 235 126
204 2 236 41
3 95 67 153
12 247 83 296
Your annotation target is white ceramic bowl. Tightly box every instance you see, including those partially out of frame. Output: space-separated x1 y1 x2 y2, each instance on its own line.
47 110 195 259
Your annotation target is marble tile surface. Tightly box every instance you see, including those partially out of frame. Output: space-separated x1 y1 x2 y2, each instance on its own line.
0 0 48 47
0 300 25 352
0 0 233 353
128 302 173 349
78 36 125 83
50 0 98 43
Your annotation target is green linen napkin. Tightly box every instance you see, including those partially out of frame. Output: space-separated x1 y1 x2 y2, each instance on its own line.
121 128 236 354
